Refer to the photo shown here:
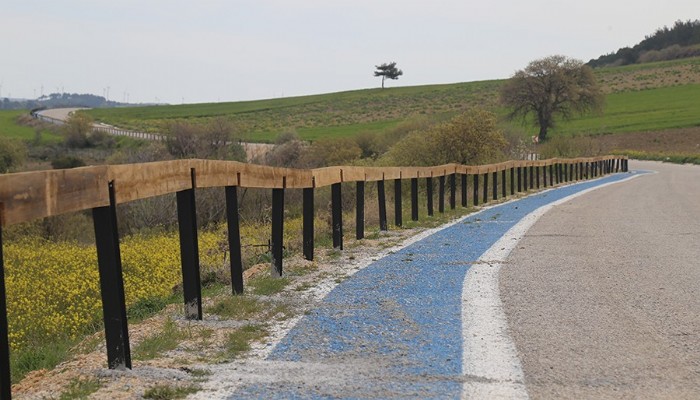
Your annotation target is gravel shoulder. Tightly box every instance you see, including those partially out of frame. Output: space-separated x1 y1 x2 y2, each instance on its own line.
500 160 700 399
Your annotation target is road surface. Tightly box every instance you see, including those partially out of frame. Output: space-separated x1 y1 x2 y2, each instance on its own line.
501 160 700 399
194 166 671 399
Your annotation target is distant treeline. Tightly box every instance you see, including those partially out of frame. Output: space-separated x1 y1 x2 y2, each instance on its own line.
1 92 125 110
588 19 700 68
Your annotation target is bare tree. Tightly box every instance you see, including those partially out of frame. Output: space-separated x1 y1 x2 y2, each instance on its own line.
500 55 604 141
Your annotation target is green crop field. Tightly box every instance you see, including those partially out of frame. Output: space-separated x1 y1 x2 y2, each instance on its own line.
83 57 700 143
0 110 62 143
554 84 700 135
2 57 698 146
86 80 502 141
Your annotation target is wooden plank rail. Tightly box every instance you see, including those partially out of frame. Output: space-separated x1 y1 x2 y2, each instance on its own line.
0 155 627 399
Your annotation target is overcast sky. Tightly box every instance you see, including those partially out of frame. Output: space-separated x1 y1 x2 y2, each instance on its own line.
1 1 698 104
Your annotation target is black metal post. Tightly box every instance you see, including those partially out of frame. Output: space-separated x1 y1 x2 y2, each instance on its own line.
356 182 364 240
438 175 445 213
549 164 554 186
225 186 244 294
536 166 540 188
510 167 515 195
482 173 488 204
427 177 434 216
394 179 402 227
543 165 548 187
377 180 388 230
331 183 343 248
1 219 12 399
557 163 562 184
461 174 468 207
176 169 202 320
492 171 498 201
523 165 528 190
501 170 507 198
517 167 522 192
411 178 419 221
303 187 315 259
569 163 574 181
449 174 456 210
271 187 285 275
473 174 479 206
529 166 534 189
92 181 132 369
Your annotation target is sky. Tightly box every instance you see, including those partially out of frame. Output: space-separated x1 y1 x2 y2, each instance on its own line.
1 1 698 104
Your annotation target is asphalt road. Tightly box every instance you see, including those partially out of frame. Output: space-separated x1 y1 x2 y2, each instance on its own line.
501 160 700 399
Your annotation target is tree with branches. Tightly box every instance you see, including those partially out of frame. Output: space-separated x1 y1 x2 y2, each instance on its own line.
500 55 604 141
374 62 403 89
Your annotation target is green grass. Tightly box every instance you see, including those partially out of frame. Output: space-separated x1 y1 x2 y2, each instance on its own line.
85 80 502 140
85 58 700 145
59 378 102 400
223 324 267 359
206 296 264 319
127 295 176 323
10 336 78 384
248 275 290 295
0 110 62 143
132 318 187 361
553 84 700 135
143 384 199 399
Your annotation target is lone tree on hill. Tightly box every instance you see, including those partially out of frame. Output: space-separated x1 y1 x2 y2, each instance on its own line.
374 62 403 89
500 55 604 142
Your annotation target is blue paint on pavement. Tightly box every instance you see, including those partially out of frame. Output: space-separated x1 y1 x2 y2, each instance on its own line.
231 172 642 399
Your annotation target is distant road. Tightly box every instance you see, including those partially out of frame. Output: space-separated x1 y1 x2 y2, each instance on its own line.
501 160 700 399
36 107 87 121
34 108 274 161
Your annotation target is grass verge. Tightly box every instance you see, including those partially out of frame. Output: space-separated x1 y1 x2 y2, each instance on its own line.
59 378 102 400
143 384 199 399
132 318 187 361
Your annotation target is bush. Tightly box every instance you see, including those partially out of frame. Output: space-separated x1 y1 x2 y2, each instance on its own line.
263 132 306 167
382 109 507 166
0 137 27 173
301 137 362 167
166 118 246 161
51 156 86 169
62 112 94 148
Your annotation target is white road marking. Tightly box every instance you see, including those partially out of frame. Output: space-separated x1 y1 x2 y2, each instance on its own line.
461 172 644 399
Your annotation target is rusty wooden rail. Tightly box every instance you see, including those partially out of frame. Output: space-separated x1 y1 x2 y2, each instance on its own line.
0 155 627 399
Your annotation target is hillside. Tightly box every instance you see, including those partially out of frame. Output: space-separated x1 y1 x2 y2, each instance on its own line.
85 57 700 143
588 19 700 67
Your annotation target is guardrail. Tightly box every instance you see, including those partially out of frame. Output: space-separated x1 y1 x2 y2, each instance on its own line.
0 155 627 398
33 112 165 141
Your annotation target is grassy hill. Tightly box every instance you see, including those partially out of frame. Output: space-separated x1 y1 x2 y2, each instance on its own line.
84 57 700 144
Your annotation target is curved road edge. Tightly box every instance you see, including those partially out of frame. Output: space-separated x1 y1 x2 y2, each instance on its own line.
461 171 646 399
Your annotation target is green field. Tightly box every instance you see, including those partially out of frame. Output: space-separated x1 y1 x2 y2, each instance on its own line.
81 57 700 143
86 80 502 141
555 84 700 135
0 110 62 143
3 58 699 145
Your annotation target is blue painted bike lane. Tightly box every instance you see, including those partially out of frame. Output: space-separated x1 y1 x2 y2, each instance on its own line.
232 172 641 399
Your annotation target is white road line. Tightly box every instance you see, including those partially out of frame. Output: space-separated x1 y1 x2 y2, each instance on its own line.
461 172 645 399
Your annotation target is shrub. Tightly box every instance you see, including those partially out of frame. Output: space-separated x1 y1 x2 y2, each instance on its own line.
51 156 86 169
62 112 94 148
0 137 27 173
382 109 507 166
301 137 362 167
